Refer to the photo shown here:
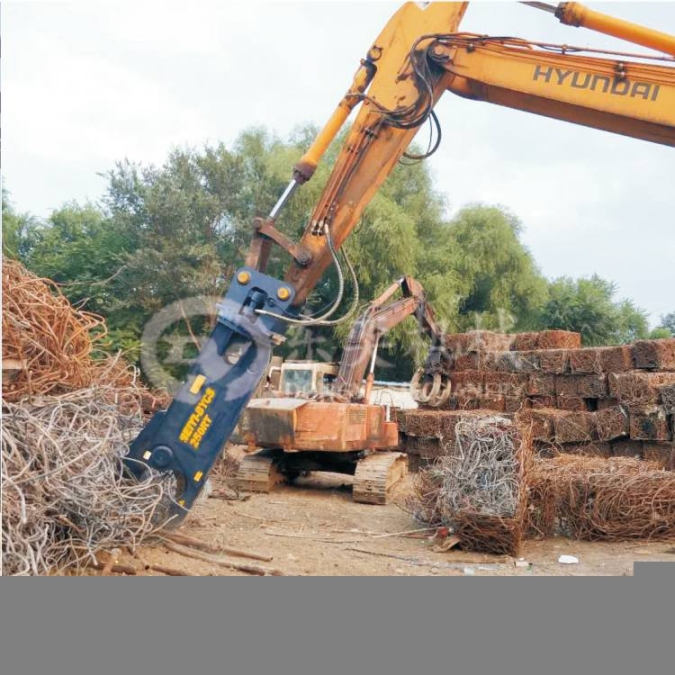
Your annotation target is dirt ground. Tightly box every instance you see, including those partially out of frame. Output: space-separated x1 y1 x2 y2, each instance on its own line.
115 448 675 577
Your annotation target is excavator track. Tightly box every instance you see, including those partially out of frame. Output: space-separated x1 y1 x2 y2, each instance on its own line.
352 452 408 505
236 452 285 494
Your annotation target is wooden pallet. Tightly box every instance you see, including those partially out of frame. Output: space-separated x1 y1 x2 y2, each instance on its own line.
352 452 408 505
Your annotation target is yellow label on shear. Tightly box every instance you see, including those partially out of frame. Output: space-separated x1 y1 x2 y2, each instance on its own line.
180 387 215 450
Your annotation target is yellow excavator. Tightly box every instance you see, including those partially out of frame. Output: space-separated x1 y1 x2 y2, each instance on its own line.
237 275 445 504
123 2 675 524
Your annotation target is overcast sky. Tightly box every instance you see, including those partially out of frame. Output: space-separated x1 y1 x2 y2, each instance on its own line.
3 1 674 325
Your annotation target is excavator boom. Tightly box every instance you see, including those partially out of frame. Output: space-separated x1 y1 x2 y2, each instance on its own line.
280 2 674 304
437 35 675 146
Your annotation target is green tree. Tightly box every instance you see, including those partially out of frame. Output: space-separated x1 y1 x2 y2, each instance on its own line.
649 327 672 339
2 189 39 260
539 275 649 346
11 124 654 381
5 128 558 380
25 202 129 314
442 205 548 332
651 312 675 338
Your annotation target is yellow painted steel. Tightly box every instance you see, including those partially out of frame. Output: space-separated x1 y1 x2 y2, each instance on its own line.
285 2 469 304
280 1 673 308
440 37 675 146
295 62 375 179
189 374 207 395
557 2 675 57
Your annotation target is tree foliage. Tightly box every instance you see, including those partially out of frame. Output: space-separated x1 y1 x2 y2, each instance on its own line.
443 205 548 332
6 125 656 382
23 202 128 315
2 189 39 261
651 312 675 338
649 327 672 340
539 275 649 346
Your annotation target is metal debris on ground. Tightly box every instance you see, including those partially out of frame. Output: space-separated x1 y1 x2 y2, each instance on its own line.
2 386 173 576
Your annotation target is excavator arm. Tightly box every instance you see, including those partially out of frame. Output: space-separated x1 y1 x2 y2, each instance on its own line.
123 2 468 523
275 1 674 304
334 276 445 403
124 1 675 523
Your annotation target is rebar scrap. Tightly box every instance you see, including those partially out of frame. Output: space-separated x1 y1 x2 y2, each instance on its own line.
527 455 675 541
1 258 159 405
2 387 173 576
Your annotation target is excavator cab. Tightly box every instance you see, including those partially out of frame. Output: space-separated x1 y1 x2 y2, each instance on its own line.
278 361 338 395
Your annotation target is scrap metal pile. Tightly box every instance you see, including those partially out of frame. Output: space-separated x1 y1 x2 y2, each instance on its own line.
408 416 531 555
2 259 127 401
527 455 675 542
405 330 675 554
403 330 675 470
2 259 171 575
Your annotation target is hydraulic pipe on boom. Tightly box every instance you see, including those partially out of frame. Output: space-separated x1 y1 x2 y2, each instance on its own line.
269 58 377 219
363 336 379 406
554 2 675 57
522 2 675 57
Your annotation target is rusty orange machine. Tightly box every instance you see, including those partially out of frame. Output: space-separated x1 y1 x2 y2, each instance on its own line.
237 276 445 504
237 399 408 504
243 400 399 454
240 400 403 504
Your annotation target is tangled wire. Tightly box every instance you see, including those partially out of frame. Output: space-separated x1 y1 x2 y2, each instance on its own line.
613 371 675 407
527 455 675 542
2 387 174 576
660 384 675 414
408 416 531 555
1 258 137 401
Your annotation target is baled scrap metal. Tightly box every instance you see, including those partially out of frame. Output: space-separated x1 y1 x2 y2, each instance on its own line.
632 339 675 371
527 455 675 542
609 371 675 406
408 416 532 556
407 333 675 467
595 406 630 441
629 406 672 442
